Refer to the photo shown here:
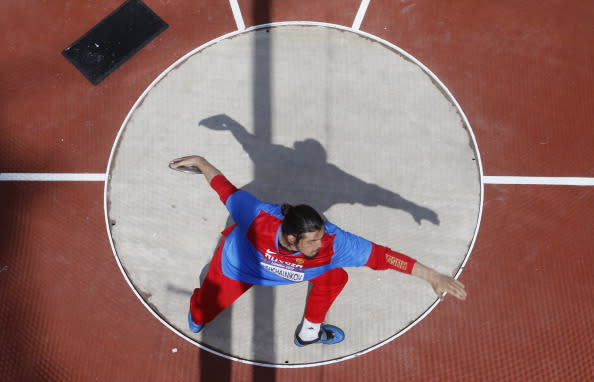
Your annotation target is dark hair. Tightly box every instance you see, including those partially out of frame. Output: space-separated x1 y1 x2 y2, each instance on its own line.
280 204 324 241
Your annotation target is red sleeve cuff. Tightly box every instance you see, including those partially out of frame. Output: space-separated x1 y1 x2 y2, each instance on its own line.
365 243 416 274
210 175 239 204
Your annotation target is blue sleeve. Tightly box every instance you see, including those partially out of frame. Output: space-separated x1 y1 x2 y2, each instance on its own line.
326 222 373 267
225 190 280 229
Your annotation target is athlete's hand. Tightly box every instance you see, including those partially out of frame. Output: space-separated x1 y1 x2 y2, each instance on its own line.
170 155 204 169
170 155 223 183
430 273 467 300
412 262 467 301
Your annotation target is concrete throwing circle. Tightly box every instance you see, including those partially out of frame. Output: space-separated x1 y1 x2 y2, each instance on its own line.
105 23 482 367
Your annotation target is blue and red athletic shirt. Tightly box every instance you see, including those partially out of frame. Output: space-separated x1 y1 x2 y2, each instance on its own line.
210 175 417 286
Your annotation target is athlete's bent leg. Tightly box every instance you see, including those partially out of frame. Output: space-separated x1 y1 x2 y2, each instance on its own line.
303 268 349 323
295 268 348 345
189 240 252 326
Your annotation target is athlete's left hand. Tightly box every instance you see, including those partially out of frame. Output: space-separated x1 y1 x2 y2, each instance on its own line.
430 273 467 300
412 263 467 301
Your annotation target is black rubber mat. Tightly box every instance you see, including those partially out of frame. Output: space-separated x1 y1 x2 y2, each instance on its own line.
62 0 168 85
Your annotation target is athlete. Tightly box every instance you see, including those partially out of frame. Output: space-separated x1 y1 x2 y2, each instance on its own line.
171 155 467 346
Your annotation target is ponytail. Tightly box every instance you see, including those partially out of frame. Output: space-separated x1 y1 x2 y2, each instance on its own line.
281 204 324 241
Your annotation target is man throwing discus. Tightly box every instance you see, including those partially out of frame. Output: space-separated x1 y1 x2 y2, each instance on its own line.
171 156 467 347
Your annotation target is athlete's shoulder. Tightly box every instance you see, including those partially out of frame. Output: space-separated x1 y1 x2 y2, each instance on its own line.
260 202 283 219
323 221 345 236
229 190 281 212
324 221 371 250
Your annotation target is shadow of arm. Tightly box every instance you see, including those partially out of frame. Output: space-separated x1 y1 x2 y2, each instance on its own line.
199 114 257 154
361 183 440 225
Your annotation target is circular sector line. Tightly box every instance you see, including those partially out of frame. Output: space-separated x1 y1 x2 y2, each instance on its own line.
352 0 371 30
228 0 246 31
103 21 483 367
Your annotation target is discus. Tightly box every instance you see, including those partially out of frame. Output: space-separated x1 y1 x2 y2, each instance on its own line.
168 157 202 174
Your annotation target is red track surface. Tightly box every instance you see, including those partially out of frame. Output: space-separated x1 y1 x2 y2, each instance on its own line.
1 1 592 380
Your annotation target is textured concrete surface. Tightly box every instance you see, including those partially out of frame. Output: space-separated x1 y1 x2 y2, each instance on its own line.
106 25 481 365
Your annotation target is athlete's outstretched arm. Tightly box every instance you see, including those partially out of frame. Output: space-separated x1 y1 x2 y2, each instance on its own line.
364 244 467 300
411 262 467 300
170 155 222 183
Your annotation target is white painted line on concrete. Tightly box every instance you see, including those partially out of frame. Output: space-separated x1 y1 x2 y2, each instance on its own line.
0 173 106 181
352 0 371 30
229 0 246 31
484 176 594 186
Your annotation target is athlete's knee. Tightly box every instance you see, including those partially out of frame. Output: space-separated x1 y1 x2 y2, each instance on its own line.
331 268 349 289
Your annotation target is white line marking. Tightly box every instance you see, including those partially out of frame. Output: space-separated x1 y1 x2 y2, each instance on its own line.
352 0 371 30
0 173 106 181
484 176 594 186
229 0 245 31
2 173 590 186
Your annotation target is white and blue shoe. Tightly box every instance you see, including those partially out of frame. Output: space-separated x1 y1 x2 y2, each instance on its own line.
294 324 345 346
188 311 203 333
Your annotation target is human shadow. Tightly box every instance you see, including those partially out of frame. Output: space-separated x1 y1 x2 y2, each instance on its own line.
199 114 440 226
